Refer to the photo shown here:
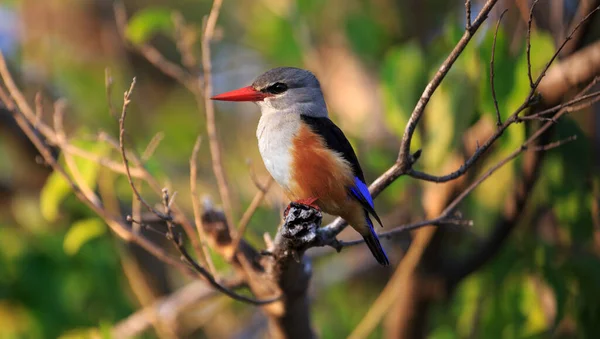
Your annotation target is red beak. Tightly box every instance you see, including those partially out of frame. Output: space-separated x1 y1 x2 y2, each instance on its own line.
210 86 269 102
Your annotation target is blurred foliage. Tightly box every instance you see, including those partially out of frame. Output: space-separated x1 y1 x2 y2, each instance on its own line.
0 0 598 338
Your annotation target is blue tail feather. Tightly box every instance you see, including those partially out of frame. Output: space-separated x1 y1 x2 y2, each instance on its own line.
363 214 389 266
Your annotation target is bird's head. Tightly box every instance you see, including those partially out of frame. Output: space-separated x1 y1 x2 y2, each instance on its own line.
211 67 328 118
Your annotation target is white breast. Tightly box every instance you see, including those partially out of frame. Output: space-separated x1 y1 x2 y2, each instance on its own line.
256 114 299 191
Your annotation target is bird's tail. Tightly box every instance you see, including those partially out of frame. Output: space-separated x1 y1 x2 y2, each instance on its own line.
363 215 389 266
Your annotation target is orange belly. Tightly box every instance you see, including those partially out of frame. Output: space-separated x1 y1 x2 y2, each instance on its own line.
288 124 354 215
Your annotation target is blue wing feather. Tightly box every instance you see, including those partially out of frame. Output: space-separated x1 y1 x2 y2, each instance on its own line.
349 177 383 227
352 176 373 207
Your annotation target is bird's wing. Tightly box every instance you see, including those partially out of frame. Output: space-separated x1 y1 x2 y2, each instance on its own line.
300 115 383 226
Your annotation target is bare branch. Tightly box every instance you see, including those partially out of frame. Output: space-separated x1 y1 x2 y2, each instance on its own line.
34 91 43 126
200 0 235 228
0 54 198 276
405 6 599 184
112 278 244 338
490 9 508 126
247 159 269 192
114 2 193 89
442 82 594 217
520 89 600 121
113 78 274 304
118 78 169 220
105 68 116 118
465 0 472 31
231 177 274 257
398 0 499 168
141 132 164 162
526 0 539 88
53 99 101 206
173 12 200 73
337 216 471 248
530 135 577 152
531 6 600 98
190 136 218 276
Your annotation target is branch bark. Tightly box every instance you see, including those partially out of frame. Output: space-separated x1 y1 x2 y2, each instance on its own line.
201 202 316 339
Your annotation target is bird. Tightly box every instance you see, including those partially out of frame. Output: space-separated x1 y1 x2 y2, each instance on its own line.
211 67 389 266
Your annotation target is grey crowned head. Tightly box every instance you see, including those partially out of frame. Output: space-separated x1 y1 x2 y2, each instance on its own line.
251 67 328 117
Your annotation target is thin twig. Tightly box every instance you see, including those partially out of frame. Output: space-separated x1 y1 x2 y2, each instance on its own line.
113 80 207 264
442 84 593 217
334 85 590 314
105 68 116 118
526 0 539 89
34 92 43 127
160 188 279 305
337 216 471 248
247 159 269 192
520 90 600 121
318 9 600 248
466 0 472 31
53 99 101 206
101 127 205 253
190 136 218 276
200 0 235 228
490 9 508 126
530 6 600 93
404 7 599 183
231 177 274 257
141 131 164 162
113 2 193 90
112 77 275 305
321 0 499 240
112 279 245 338
530 135 577 152
118 78 169 219
173 12 199 73
398 0 499 167
0 56 198 276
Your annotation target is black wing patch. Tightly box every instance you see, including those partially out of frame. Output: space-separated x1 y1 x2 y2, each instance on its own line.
300 115 365 181
300 115 382 226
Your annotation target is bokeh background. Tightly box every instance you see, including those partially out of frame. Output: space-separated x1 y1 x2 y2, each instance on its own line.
1 0 599 338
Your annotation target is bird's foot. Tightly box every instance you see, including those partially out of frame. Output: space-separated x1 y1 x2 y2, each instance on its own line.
283 197 320 218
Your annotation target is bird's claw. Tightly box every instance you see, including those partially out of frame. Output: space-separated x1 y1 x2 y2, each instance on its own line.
284 197 320 218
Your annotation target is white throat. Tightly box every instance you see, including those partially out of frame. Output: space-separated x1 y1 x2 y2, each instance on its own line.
256 113 301 190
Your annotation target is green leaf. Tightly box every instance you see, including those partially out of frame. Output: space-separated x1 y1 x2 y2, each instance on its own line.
63 218 106 256
345 12 389 60
477 26 517 116
40 139 109 222
245 7 302 65
40 171 71 222
126 7 174 45
380 42 426 141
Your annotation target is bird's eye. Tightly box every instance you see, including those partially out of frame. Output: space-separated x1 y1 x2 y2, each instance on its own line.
265 82 288 94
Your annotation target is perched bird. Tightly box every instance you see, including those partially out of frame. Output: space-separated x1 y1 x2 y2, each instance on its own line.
211 67 389 266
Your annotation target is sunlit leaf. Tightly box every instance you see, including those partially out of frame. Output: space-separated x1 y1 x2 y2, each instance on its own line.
40 170 71 222
63 218 106 256
423 84 454 170
126 7 174 45
40 139 109 222
58 328 100 339
520 277 550 336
